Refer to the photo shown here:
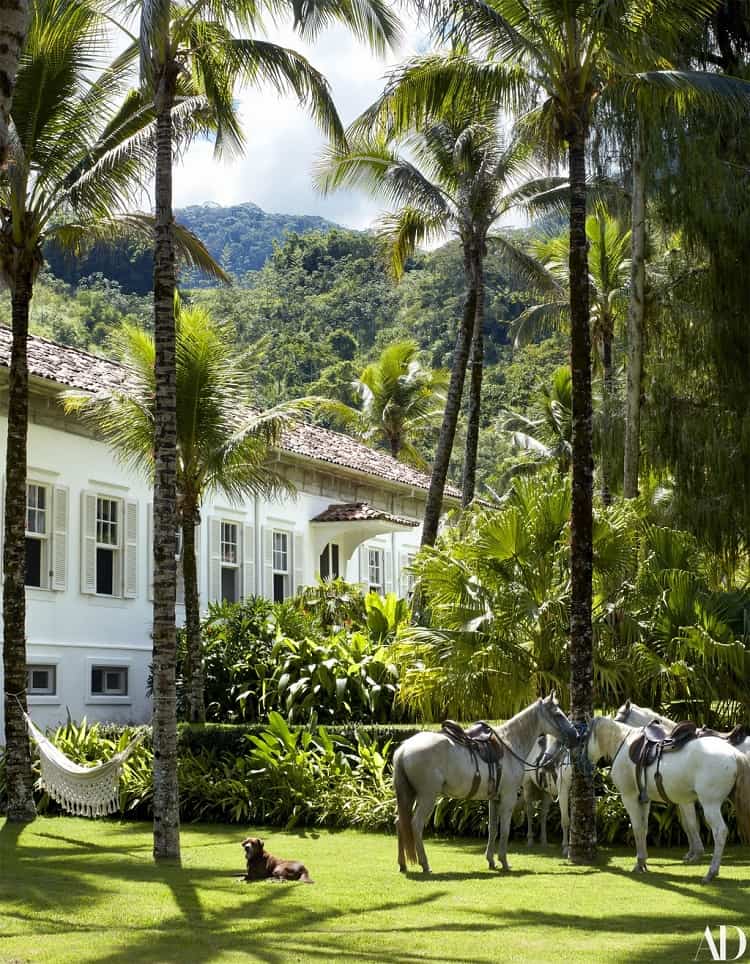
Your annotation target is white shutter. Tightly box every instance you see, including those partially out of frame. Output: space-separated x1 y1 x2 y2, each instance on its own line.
398 551 409 598
243 524 255 598
208 517 221 603
293 531 304 594
51 485 69 591
123 498 138 598
262 526 273 600
384 549 394 595
358 544 367 586
80 491 97 594
147 503 154 601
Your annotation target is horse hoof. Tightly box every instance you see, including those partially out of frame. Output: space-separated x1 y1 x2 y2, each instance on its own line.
399 865 406 874
682 852 702 865
487 861 496 870
421 867 432 875
702 872 717 884
633 863 648 874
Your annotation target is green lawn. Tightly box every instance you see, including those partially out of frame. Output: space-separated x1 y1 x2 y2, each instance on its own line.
1 817 748 963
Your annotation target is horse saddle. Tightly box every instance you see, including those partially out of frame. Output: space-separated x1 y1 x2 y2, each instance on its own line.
628 720 697 804
441 720 504 799
696 723 748 747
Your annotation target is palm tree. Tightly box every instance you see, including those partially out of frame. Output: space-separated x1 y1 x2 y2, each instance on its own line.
323 340 448 467
0 0 221 823
319 104 561 518
130 0 399 860
502 366 573 480
65 302 293 724
0 0 28 165
511 208 631 503
363 0 745 862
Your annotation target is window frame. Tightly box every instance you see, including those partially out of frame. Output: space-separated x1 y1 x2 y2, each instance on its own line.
86 659 132 704
368 547 384 594
272 529 291 602
220 520 240 603
25 482 50 590
319 542 340 581
94 495 122 598
27 663 57 696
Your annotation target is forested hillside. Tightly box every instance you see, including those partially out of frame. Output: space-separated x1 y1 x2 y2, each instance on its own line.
2 226 566 493
43 202 340 293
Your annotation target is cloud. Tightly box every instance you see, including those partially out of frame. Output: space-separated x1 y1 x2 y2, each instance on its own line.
172 18 423 229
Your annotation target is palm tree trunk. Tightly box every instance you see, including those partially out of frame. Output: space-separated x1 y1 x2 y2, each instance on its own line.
0 0 29 166
461 252 485 507
600 326 613 507
623 126 646 499
151 69 181 861
421 244 477 546
182 504 204 724
567 123 596 864
2 263 36 822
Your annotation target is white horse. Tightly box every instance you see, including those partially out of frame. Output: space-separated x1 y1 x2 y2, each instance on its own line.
615 699 750 862
393 694 579 874
587 716 750 882
521 736 572 855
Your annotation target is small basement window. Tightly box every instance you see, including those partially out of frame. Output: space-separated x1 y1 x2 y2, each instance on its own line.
91 665 128 697
27 664 56 696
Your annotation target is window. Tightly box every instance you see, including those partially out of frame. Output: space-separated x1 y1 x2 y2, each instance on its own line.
273 530 290 602
91 665 128 697
96 497 120 596
221 521 239 603
404 553 417 597
319 542 340 581
27 664 56 696
368 548 383 594
25 484 49 588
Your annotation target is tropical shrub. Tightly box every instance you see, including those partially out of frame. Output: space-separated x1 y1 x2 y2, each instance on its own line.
186 585 411 724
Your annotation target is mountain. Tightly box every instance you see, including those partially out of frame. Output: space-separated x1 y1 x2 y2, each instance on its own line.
43 201 342 294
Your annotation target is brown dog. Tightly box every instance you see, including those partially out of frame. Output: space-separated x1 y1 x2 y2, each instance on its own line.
241 837 314 884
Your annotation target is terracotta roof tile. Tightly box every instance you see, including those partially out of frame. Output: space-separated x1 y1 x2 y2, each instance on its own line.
0 327 461 500
311 502 419 526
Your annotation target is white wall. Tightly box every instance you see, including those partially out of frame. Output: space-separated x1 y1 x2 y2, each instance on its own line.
0 410 423 733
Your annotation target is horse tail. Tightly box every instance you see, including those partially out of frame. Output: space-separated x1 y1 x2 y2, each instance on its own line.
393 747 418 865
733 751 750 844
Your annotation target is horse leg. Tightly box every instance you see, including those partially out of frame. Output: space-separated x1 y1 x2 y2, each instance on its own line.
559 769 571 857
496 798 516 872
539 792 551 846
624 794 650 873
411 794 436 874
678 803 704 864
701 800 728 884
524 786 535 847
485 798 500 869
397 816 406 873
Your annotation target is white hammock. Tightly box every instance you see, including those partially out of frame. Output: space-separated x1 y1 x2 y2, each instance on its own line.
24 713 145 817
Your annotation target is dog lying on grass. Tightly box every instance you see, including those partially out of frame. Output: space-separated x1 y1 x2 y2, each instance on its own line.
241 837 314 883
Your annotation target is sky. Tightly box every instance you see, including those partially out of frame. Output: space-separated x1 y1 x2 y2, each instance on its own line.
171 18 426 230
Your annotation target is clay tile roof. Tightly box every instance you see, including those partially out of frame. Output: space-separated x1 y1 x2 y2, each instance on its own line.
0 327 462 500
281 420 462 499
311 502 419 526
0 327 130 394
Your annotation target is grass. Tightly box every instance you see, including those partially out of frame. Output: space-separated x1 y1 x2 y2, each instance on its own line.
1 817 749 963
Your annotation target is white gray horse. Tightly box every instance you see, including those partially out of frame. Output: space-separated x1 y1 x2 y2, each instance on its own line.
615 699 750 862
521 736 572 855
587 715 750 882
393 694 579 874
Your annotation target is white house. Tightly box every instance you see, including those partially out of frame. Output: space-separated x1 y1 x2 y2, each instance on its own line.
0 328 460 733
